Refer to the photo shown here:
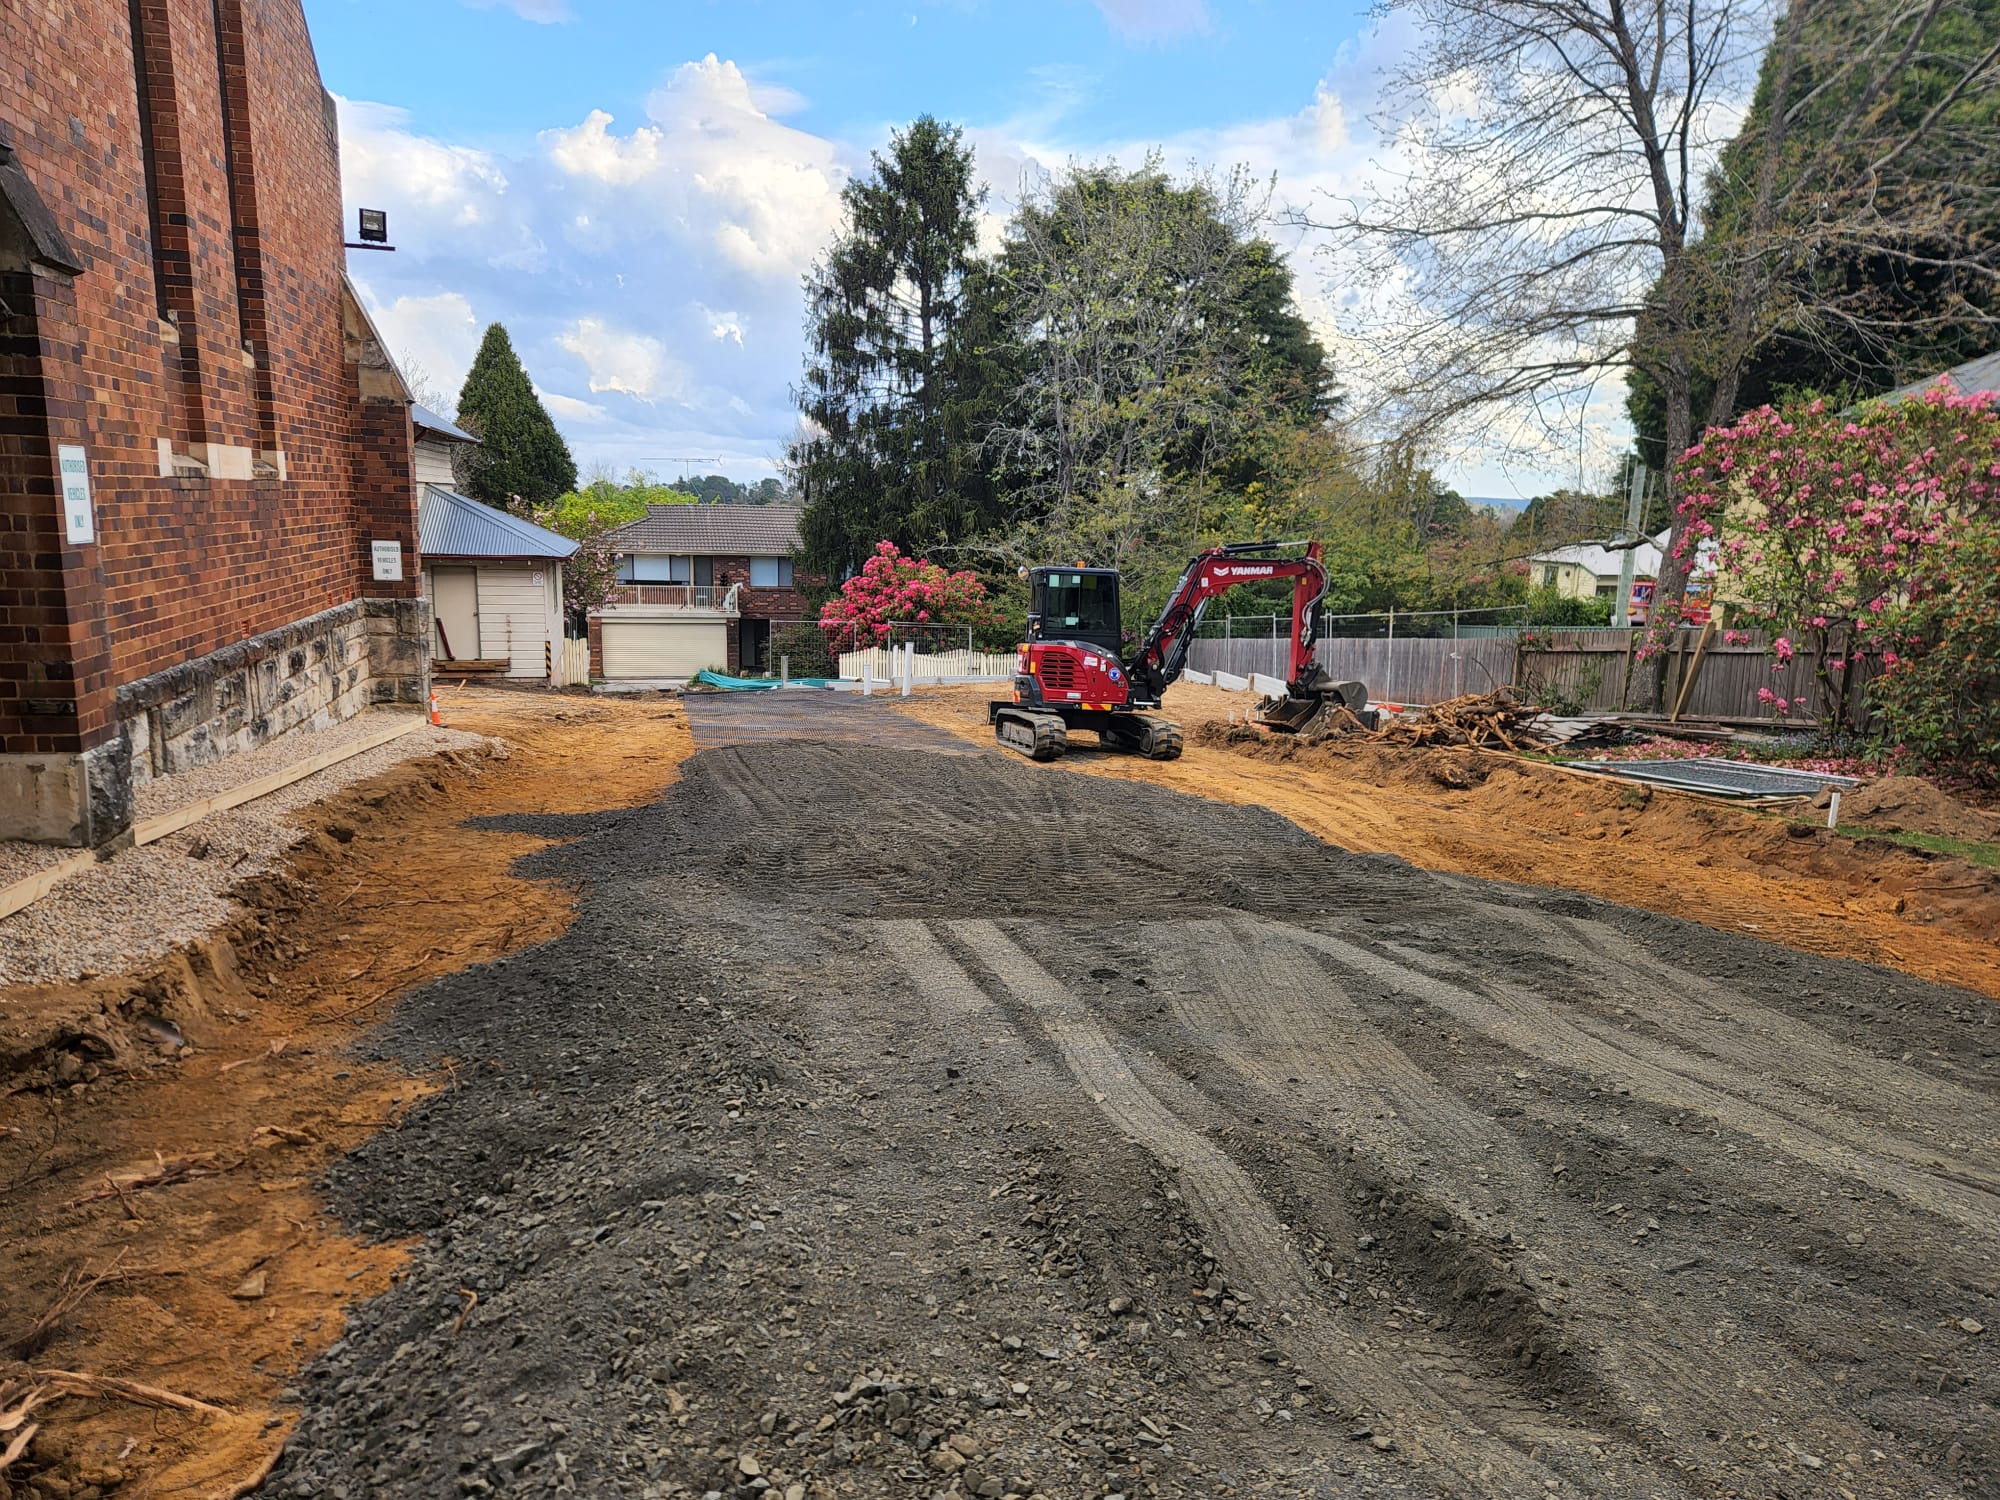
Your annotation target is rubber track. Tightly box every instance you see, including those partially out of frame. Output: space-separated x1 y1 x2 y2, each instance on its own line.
994 709 1067 761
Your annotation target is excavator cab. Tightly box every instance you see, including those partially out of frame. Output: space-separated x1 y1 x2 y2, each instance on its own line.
1026 568 1124 656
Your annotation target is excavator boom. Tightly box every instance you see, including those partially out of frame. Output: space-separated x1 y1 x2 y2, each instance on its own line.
1125 540 1328 705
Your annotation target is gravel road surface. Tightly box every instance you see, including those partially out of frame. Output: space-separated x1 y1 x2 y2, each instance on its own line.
267 733 1997 1500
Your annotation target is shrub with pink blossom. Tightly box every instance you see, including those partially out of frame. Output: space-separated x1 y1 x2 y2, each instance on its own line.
818 540 1011 654
1674 382 2000 733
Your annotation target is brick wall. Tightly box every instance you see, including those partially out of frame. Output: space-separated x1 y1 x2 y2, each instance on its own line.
0 0 423 842
705 555 816 674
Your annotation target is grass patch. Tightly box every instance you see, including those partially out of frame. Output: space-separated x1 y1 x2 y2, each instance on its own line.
1837 824 2000 869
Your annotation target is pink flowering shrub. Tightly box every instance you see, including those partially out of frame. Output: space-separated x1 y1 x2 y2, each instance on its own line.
818 541 1010 654
1674 382 2000 731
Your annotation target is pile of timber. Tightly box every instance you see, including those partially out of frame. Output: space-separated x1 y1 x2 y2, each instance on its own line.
1304 690 1555 751
435 658 511 677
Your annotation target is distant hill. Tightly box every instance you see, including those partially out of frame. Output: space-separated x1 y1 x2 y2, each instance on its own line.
1462 495 1530 515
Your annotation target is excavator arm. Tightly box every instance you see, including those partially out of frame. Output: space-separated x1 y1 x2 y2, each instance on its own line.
1124 541 1331 705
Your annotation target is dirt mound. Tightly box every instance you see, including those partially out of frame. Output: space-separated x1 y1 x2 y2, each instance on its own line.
527 739 1441 923
1835 775 2000 841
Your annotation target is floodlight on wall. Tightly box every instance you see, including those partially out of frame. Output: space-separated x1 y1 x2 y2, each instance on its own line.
345 208 394 251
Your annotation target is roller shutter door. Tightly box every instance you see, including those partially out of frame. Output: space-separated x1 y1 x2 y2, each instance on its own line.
599 618 728 679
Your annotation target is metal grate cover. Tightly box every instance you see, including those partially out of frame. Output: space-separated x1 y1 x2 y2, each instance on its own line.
1561 756 1861 798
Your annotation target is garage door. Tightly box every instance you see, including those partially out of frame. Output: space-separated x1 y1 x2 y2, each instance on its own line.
599 617 729 679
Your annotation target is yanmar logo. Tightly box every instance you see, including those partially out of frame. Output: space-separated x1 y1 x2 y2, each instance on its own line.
1214 564 1278 578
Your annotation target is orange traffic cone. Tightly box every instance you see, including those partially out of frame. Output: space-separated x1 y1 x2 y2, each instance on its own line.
429 688 443 727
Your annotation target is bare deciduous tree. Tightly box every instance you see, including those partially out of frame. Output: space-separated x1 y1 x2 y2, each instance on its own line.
1312 0 2000 694
398 355 457 420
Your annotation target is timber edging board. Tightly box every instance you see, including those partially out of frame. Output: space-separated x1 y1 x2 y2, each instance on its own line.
0 714 428 924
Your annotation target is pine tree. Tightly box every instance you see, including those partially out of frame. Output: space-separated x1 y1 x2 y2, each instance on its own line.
453 323 578 511
793 117 993 579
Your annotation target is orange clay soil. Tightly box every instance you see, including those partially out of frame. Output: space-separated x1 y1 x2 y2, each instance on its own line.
893 683 2000 1001
0 689 693 1500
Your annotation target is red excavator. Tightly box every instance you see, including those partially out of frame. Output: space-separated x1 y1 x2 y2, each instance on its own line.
989 540 1369 761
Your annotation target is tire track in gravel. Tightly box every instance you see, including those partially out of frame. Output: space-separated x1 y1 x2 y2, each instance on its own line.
1153 915 1932 1492
899 915 1645 1498
1288 925 2000 1236
1499 907 1999 1158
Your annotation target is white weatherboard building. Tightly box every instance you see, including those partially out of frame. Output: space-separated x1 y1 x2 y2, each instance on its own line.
411 406 579 682
1528 528 1668 602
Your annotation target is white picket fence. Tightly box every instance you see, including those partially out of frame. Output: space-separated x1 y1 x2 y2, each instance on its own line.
838 646 1016 681
561 638 590 687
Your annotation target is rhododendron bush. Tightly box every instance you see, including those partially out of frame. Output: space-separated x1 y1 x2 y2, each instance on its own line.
1675 385 2000 739
1867 519 2000 783
818 541 1010 654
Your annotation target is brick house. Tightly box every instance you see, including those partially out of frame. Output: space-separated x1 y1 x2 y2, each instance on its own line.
0 0 428 845
591 504 815 679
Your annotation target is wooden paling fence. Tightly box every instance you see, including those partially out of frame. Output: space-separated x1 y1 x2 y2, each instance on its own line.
1185 627 1873 722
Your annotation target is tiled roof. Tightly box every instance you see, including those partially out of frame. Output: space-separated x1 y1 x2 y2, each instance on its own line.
412 403 478 443
419 486 577 560
607 503 803 555
1881 349 2000 403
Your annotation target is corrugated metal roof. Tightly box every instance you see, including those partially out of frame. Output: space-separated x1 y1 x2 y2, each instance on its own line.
607 503 803 555
412 403 478 444
1882 349 2000 403
419 486 577 560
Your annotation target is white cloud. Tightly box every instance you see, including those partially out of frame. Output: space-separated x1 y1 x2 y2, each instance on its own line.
558 317 688 403
335 97 545 271
358 286 481 399
538 388 609 423
1094 0 1209 42
699 305 747 346
545 109 664 186
542 55 849 280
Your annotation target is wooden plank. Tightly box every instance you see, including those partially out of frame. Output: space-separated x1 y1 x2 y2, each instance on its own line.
133 715 426 848
1670 618 1720 722
0 850 101 923
1 715 427 924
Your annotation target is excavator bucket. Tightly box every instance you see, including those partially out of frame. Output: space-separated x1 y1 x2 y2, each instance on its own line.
1255 677 1370 733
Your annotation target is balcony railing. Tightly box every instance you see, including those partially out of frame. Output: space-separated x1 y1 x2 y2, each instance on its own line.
603 583 740 613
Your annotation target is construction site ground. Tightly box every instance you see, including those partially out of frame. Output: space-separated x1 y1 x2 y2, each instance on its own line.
1 683 1994 1500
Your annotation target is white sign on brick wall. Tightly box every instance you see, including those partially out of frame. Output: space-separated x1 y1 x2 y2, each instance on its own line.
57 445 94 544
371 539 404 581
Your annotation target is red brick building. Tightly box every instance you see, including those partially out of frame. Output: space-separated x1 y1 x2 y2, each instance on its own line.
592 505 818 679
0 0 427 845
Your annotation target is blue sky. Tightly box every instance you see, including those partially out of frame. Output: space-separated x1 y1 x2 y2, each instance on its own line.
310 0 1602 498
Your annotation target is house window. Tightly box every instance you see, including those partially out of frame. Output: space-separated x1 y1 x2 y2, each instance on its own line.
693 556 714 587
750 557 793 588
633 554 690 583
1539 566 1557 588
1595 583 1616 598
